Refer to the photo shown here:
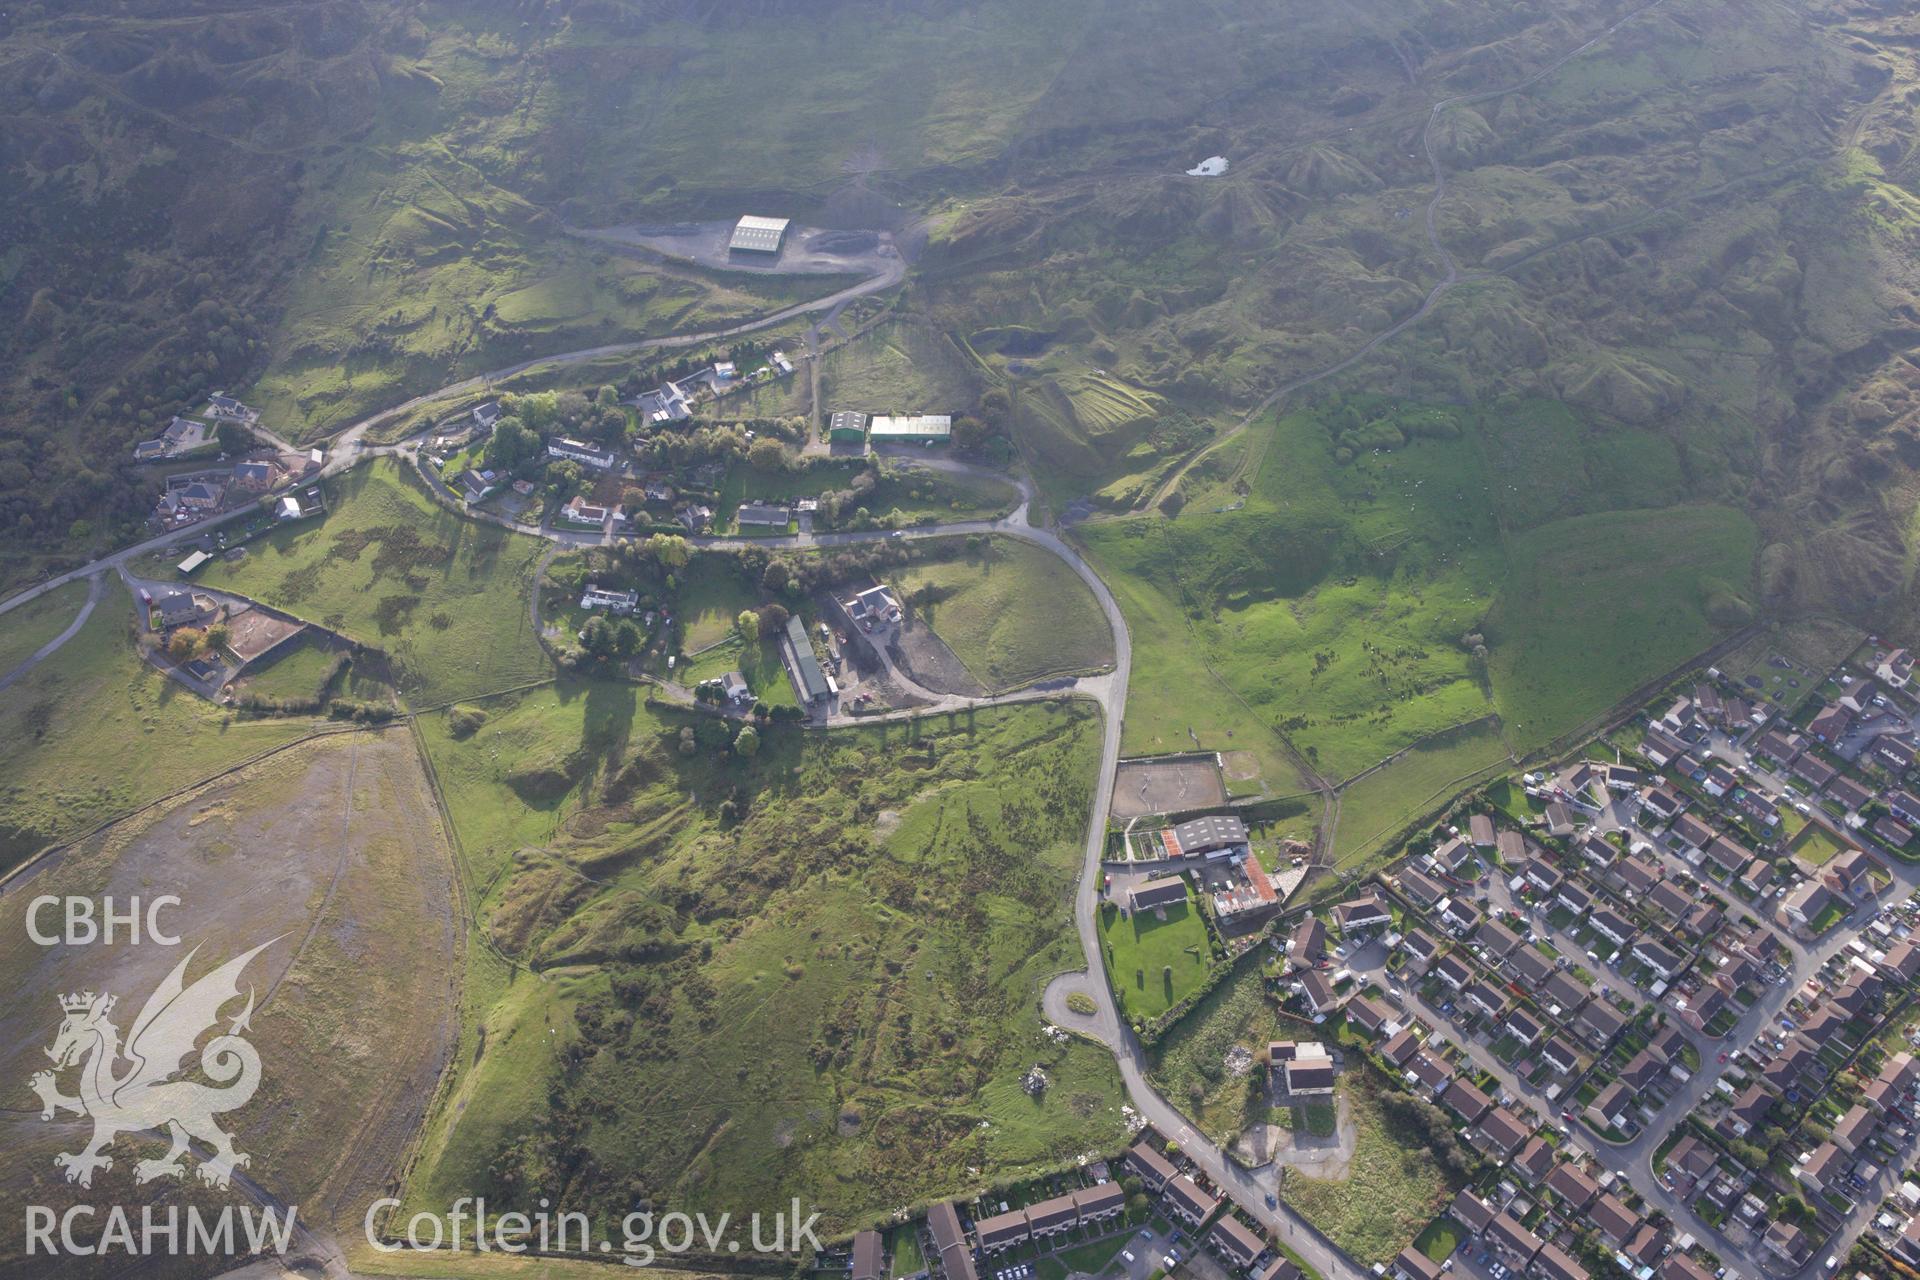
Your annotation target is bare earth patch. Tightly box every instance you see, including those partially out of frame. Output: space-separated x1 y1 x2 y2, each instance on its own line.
0 729 460 1263
1112 755 1229 819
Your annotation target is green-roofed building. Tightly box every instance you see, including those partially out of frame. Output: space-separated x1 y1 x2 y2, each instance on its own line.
784 613 832 706
828 410 869 445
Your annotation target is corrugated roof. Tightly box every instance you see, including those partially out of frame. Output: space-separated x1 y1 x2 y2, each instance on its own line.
785 614 830 701
729 215 790 252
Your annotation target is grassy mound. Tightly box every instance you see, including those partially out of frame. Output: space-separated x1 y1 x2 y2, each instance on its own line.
196 458 552 706
407 691 1124 1229
890 537 1115 691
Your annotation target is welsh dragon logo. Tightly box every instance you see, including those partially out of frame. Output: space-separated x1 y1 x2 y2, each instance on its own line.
28 940 276 1191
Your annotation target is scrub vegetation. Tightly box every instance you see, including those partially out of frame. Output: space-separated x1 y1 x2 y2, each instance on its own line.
408 692 1125 1231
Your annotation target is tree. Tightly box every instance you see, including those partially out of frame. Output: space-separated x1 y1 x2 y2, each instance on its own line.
950 414 993 451
595 384 620 408
736 609 759 641
677 727 697 755
979 387 1011 425
1774 1193 1815 1226
484 416 540 472
165 628 205 662
756 603 790 637
544 459 583 501
204 622 232 650
748 436 787 471
611 619 642 658
733 724 760 757
762 560 791 593
644 533 691 569
579 615 615 659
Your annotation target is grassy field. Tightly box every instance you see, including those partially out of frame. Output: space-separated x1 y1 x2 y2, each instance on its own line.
236 633 343 701
866 465 1023 524
681 631 798 708
1414 1218 1464 1265
1146 959 1277 1145
0 580 89 676
1079 530 1311 800
1100 896 1212 1021
195 459 552 706
891 538 1114 691
1484 505 1760 752
0 579 321 869
1284 1070 1454 1266
1083 403 1754 803
1331 721 1511 872
408 690 1125 1231
675 556 763 653
1718 618 1865 711
1081 409 1504 784
817 321 983 416
1791 820 1856 867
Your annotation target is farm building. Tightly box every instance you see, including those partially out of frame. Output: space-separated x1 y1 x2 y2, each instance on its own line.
1128 875 1188 912
729 215 791 253
829 410 870 444
868 414 951 443
783 614 832 706
735 502 790 529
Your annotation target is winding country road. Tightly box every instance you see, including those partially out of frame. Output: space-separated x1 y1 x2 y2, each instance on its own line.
0 12 1687 1267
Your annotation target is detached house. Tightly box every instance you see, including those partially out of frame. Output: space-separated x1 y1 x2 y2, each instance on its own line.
1332 894 1392 935
1522 858 1563 893
1487 1214 1542 1269
1433 951 1474 991
1781 880 1834 930
1399 867 1447 909
1298 969 1341 1016
1438 897 1482 934
1591 1194 1643 1249
1591 908 1635 948
1289 917 1329 968
1809 704 1854 744
1795 1142 1845 1195
1474 919 1523 959
1380 1026 1422 1066
1827 775 1875 814
1833 1103 1878 1154
1792 753 1838 789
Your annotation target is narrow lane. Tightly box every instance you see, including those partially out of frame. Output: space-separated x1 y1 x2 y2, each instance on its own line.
0 572 103 691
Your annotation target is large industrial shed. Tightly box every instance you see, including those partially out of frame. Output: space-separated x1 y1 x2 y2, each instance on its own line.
868 414 952 443
729 215 791 253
